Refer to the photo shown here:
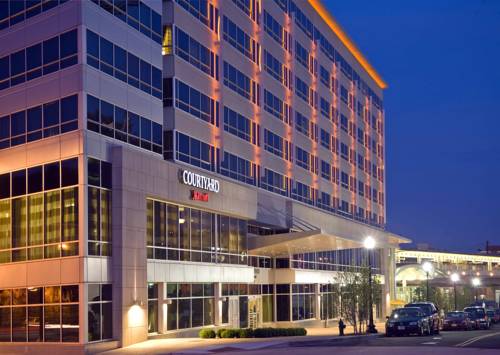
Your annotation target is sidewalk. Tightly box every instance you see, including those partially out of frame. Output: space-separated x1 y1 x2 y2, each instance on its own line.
103 322 386 355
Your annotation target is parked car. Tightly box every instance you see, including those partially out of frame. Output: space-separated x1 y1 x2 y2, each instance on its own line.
442 311 473 331
485 309 500 324
386 307 431 336
464 306 490 329
405 302 441 334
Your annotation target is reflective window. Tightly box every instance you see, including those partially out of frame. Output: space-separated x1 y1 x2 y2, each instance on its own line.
86 95 162 154
87 284 112 342
86 30 162 99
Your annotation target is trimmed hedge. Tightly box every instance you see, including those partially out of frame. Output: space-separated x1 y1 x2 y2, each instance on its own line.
199 329 216 338
253 327 307 338
203 327 307 339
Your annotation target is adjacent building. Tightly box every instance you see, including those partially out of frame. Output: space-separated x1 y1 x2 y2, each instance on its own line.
0 0 407 350
396 249 500 308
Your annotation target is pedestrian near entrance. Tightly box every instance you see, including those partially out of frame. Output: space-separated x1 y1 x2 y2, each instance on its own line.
338 318 346 336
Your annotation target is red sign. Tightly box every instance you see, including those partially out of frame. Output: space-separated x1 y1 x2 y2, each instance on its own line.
190 190 209 202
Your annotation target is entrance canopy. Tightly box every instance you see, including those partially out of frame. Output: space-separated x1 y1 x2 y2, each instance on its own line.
248 229 367 257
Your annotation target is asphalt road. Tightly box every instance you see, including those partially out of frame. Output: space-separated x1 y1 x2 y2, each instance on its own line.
202 324 500 355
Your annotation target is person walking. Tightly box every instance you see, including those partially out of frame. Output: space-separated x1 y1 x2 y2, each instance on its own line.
338 318 346 336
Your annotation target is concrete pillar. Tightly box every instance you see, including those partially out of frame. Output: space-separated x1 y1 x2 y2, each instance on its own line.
112 147 148 347
214 283 222 326
315 283 321 320
158 282 167 334
380 248 396 317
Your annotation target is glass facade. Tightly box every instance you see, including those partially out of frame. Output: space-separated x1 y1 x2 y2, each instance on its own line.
0 29 78 91
165 283 214 331
0 158 79 263
87 158 112 257
86 95 162 154
0 0 69 31
0 285 79 343
88 284 112 342
147 199 248 265
0 94 78 150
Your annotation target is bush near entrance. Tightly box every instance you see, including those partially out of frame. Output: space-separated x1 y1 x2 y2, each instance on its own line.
201 327 307 339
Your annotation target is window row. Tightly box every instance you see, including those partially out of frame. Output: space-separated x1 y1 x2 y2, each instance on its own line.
173 79 219 126
86 30 162 100
222 16 260 65
223 106 260 145
263 10 291 52
90 0 162 44
174 0 219 33
0 158 78 199
0 285 79 343
223 61 260 105
0 29 77 91
87 95 162 154
264 129 292 161
0 0 68 31
174 27 219 79
263 89 291 124
263 50 292 90
231 0 260 23
0 94 78 150
146 200 248 265
221 151 257 186
0 187 79 263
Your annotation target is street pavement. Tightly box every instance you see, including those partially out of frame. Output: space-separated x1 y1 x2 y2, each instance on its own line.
105 324 500 355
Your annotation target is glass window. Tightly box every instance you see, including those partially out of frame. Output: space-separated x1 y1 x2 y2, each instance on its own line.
0 115 9 140
44 305 61 341
43 100 59 128
11 111 26 136
88 158 100 187
60 29 77 58
114 46 127 73
100 101 114 136
27 106 42 132
62 304 79 342
101 161 112 189
61 158 78 187
100 38 114 66
127 53 139 79
0 173 10 199
28 166 43 194
114 107 127 133
26 43 42 71
61 95 77 123
10 50 26 76
87 95 100 123
44 191 61 246
43 36 59 65
44 161 60 190
87 30 99 58
128 112 140 137
11 170 26 197
140 117 151 141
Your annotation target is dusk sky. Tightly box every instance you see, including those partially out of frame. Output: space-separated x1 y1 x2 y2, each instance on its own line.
325 0 500 252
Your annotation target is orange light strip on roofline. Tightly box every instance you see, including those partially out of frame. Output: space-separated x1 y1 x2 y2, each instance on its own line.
307 0 388 90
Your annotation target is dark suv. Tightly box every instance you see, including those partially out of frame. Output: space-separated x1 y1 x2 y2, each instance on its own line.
386 307 431 336
405 302 441 334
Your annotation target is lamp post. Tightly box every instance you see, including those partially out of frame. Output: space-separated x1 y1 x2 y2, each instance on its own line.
422 261 433 301
472 277 481 303
450 273 460 310
364 236 377 334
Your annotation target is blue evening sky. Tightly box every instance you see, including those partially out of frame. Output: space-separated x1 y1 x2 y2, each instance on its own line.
324 0 500 252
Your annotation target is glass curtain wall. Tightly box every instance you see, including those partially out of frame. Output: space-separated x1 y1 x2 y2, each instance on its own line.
146 199 248 265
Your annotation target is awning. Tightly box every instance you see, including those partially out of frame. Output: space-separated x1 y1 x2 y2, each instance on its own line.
248 229 363 257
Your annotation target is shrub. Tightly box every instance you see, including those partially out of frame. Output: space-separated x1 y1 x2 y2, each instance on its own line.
253 327 307 338
239 328 254 338
199 329 216 338
216 328 226 338
220 329 240 338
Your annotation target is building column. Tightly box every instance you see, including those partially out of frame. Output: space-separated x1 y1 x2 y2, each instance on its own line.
158 282 167 334
381 248 395 317
214 282 222 326
112 147 148 347
315 284 321 321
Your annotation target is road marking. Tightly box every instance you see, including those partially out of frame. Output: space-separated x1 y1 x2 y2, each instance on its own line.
421 342 437 345
456 331 500 347
433 337 441 340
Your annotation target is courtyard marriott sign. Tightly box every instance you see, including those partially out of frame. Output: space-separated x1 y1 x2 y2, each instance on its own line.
179 169 220 193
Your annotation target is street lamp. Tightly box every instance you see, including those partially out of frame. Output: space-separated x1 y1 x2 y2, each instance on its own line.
450 273 460 310
472 277 481 303
422 261 433 301
364 236 377 334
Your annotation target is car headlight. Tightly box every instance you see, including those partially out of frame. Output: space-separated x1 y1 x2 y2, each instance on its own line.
409 322 417 326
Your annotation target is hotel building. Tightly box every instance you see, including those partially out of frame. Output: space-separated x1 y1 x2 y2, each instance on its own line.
0 0 407 350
